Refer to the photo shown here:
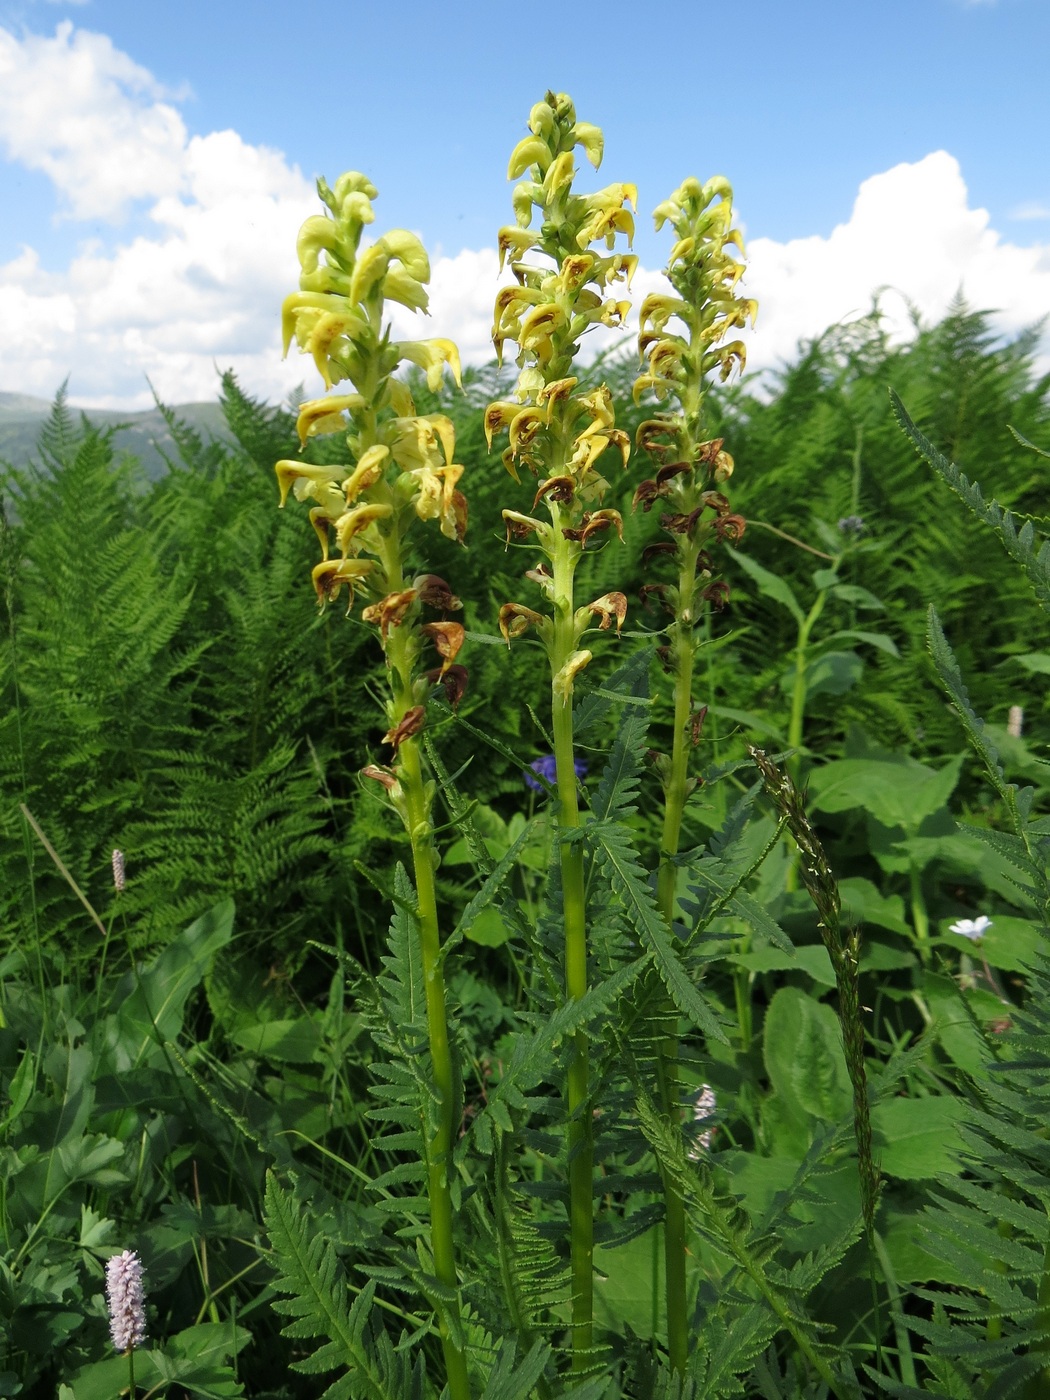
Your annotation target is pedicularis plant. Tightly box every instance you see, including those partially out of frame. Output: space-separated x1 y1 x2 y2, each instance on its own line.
269 93 880 1399
275 169 472 1396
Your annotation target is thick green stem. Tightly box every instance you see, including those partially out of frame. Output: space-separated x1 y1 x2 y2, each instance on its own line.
550 532 594 1368
654 549 699 1375
398 738 470 1398
381 535 469 1400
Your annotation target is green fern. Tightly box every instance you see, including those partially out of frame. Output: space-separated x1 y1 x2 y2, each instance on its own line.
263 1170 427 1400
890 388 1050 612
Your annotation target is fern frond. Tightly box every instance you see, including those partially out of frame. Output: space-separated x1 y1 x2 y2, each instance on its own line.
891 389 1050 612
588 819 728 1044
263 1172 425 1400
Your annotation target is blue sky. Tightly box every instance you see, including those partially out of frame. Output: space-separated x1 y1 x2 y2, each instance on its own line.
0 0 1047 407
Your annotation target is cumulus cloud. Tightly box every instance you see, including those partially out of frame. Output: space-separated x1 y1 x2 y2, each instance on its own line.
739 152 1050 381
0 21 1047 411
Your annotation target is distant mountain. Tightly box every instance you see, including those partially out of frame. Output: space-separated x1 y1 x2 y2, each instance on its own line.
0 391 233 480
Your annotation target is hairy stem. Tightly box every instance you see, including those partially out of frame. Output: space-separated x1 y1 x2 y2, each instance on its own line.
654 546 700 1375
550 527 593 1368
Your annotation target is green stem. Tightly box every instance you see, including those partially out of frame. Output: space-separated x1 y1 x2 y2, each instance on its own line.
785 590 827 892
908 861 929 965
654 548 699 1376
381 534 470 1400
550 529 593 1369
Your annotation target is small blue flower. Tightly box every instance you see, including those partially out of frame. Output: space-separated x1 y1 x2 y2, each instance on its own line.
524 754 586 792
837 515 866 537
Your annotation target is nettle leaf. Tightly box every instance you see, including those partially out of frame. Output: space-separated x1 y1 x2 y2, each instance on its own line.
763 987 852 1124
807 752 963 833
871 1096 970 1179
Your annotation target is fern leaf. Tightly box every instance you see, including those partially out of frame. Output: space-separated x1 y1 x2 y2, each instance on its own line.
263 1172 408 1400
588 819 728 1044
891 389 1050 612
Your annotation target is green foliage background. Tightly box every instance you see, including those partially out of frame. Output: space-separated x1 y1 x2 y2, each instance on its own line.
1 298 1049 1397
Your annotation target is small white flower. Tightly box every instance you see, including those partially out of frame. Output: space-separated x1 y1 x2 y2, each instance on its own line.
949 915 993 942
687 1084 717 1159
105 1249 147 1353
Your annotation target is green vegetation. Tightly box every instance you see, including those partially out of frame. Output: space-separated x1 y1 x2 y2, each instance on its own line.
1 93 1048 1399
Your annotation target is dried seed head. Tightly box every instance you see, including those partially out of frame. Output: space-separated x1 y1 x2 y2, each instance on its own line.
105 1249 147 1353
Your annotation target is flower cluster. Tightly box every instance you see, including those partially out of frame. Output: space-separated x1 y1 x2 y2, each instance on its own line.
105 1249 147 1354
525 753 587 793
486 93 636 694
275 174 468 779
276 172 466 612
631 178 755 684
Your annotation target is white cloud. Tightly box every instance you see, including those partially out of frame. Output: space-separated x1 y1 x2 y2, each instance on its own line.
1010 201 1050 221
738 151 1050 382
0 22 1048 413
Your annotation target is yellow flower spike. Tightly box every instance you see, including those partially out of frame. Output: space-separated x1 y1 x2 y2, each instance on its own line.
599 299 631 328
311 556 374 609
571 122 604 170
280 291 351 355
514 367 545 402
275 461 345 510
384 415 455 472
552 648 592 700
575 384 615 430
296 393 367 448
306 310 370 386
557 254 596 292
520 303 566 350
507 135 552 180
334 501 393 557
395 338 462 391
413 464 466 542
632 372 671 404
639 294 689 338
